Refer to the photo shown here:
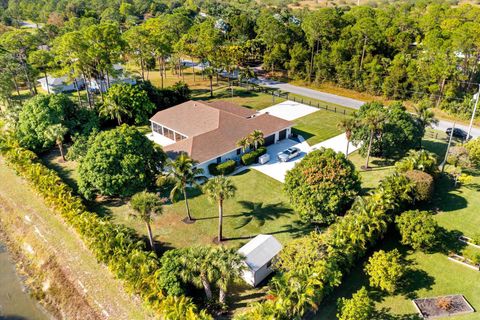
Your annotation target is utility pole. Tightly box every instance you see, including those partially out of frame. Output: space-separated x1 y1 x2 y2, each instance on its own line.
466 84 480 141
442 123 455 173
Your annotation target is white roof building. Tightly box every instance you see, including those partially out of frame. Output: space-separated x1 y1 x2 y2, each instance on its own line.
238 234 283 287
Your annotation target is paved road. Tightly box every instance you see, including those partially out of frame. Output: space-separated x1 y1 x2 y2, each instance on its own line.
258 78 480 138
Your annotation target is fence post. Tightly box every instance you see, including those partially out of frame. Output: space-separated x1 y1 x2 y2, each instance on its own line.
326 105 328 111
317 102 319 108
344 109 346 115
335 107 337 113
309 100 312 106
301 98 303 104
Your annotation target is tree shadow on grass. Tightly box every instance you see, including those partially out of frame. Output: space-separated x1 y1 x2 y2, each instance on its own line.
232 201 293 229
291 128 315 142
434 228 467 254
431 176 468 213
375 308 422 320
399 268 435 300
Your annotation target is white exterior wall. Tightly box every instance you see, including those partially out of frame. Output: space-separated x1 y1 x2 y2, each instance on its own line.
241 262 274 287
197 148 242 174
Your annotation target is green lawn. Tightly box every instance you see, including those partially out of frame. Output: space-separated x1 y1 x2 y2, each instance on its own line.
312 130 480 320
41 149 310 249
194 86 284 110
292 110 348 146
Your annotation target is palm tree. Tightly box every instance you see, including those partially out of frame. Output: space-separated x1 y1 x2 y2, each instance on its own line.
99 95 131 125
45 124 68 161
179 246 218 300
414 101 438 129
203 176 236 242
360 109 386 169
129 191 163 250
337 117 356 157
249 130 264 150
159 153 204 222
212 247 244 304
236 137 250 153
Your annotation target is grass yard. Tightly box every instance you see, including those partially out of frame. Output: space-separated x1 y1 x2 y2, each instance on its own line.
41 148 310 250
291 109 347 146
194 86 284 110
312 129 480 320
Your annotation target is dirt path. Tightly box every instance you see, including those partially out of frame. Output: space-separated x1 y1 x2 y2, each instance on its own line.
0 160 153 320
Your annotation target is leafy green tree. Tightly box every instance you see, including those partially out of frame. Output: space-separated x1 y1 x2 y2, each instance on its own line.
203 176 236 242
157 249 187 296
16 94 75 152
364 249 405 294
465 138 480 167
100 83 155 125
396 210 438 251
157 153 204 222
129 191 163 250
45 124 68 161
337 287 375 320
284 148 361 224
78 125 164 199
414 100 439 130
28 49 54 94
352 102 423 165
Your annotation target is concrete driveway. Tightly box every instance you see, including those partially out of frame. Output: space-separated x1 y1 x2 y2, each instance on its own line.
259 101 319 121
251 133 358 183
251 138 310 182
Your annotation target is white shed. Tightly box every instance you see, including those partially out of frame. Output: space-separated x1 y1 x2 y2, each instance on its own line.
238 234 283 287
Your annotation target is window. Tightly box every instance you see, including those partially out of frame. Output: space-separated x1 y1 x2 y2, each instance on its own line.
266 260 272 269
236 148 241 155
216 157 222 164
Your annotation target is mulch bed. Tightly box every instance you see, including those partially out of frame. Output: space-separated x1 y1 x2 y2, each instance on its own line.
413 295 475 319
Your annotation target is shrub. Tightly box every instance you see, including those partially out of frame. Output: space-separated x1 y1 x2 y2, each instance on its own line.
241 146 266 165
472 234 480 245
337 287 375 320
463 250 480 266
208 160 237 176
216 159 236 175
395 149 438 176
404 170 434 202
208 162 219 176
364 249 405 294
436 297 454 311
465 138 480 167
284 148 361 224
396 210 438 251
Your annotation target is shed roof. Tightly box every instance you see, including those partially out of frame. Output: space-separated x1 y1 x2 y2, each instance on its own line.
238 234 283 272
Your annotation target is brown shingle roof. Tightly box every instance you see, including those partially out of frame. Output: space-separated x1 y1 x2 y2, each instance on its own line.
151 100 293 163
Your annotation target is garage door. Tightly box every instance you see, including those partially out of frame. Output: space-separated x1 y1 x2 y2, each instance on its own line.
264 134 275 146
278 129 287 141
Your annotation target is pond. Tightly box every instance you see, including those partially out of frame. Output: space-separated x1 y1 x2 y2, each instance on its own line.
0 242 49 320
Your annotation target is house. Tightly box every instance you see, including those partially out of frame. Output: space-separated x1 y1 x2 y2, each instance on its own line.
238 234 283 287
148 100 293 172
88 64 136 93
37 75 84 94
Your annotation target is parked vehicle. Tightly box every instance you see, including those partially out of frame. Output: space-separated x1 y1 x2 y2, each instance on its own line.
446 128 471 140
277 147 300 162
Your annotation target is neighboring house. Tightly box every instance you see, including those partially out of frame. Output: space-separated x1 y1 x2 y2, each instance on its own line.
37 76 85 94
88 64 136 93
148 100 293 172
238 234 283 287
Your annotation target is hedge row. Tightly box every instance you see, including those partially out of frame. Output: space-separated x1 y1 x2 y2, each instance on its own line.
241 147 267 165
1 145 210 319
208 159 236 176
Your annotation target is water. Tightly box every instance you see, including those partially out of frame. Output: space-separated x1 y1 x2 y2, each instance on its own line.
0 242 48 320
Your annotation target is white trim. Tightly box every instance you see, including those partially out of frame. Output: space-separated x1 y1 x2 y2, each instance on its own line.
150 120 188 141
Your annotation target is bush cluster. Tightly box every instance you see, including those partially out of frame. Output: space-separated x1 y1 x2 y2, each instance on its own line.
240 147 266 165
395 210 438 251
208 159 236 176
404 170 434 202
1 145 209 319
